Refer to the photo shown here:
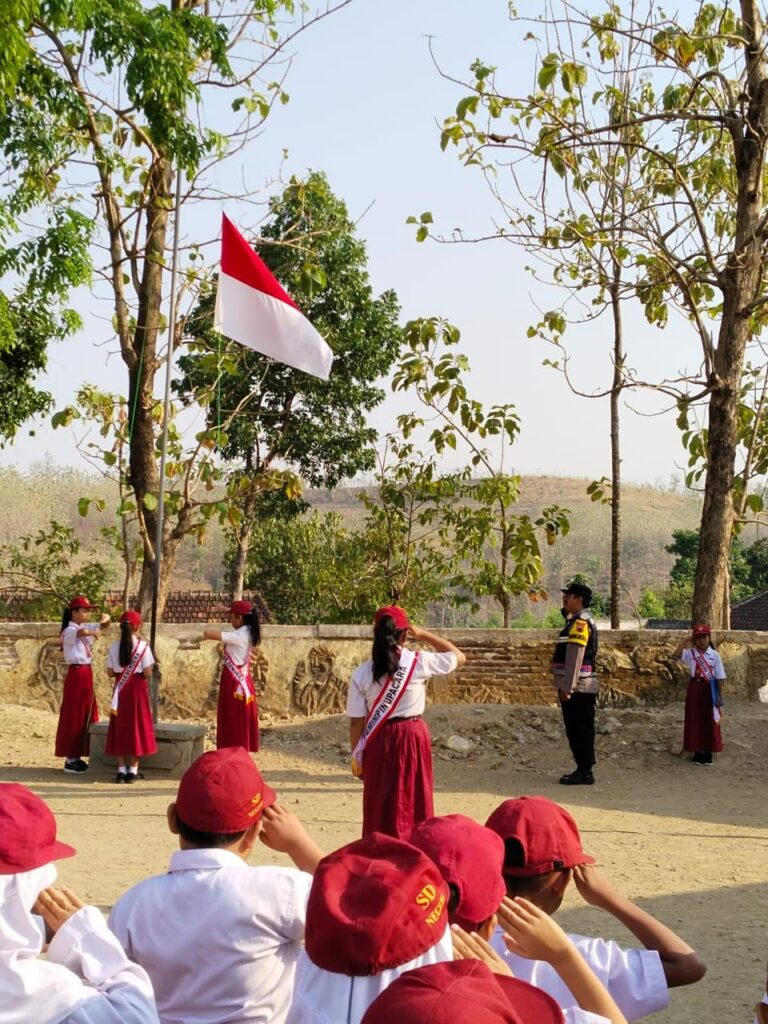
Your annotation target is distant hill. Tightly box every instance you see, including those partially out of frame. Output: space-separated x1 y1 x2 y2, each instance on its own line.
0 465 708 617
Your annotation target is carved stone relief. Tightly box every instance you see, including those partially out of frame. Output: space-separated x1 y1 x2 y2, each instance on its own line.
292 644 346 715
35 639 66 711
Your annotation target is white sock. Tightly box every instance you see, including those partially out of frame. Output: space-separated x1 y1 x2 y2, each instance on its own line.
128 766 138 775
117 766 127 775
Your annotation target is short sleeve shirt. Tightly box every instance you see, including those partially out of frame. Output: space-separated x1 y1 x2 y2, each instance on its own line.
345 650 458 719
490 927 668 1021
106 637 155 675
221 625 252 666
61 623 96 665
680 647 726 680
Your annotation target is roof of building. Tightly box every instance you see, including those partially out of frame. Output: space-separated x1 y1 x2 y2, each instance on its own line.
730 590 768 631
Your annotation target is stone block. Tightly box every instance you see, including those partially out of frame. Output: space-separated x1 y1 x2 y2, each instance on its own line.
89 721 207 775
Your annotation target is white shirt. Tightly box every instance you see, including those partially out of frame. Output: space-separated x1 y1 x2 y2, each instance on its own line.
680 647 726 680
490 927 669 1021
62 623 98 665
221 626 252 666
54 907 160 1024
108 848 312 1024
106 637 155 675
345 651 458 720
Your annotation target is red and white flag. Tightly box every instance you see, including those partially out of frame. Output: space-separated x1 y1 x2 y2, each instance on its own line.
214 213 333 380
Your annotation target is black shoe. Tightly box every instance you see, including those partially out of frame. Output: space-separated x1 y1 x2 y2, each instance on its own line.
64 760 87 774
75 759 89 770
690 752 706 765
703 752 713 766
123 772 135 784
559 769 594 786
115 772 126 783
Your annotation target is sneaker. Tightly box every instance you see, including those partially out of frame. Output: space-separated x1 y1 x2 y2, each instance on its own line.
123 772 135 784
559 769 595 786
64 761 87 774
75 759 89 771
115 772 126 784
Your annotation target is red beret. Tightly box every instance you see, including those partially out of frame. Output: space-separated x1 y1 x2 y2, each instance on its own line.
305 832 449 976
373 606 411 631
175 747 275 833
361 960 564 1024
0 784 76 875
410 815 505 931
486 796 594 877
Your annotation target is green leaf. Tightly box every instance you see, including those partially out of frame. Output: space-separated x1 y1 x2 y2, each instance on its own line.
142 493 158 511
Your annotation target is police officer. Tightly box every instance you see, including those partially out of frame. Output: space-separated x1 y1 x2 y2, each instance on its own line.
552 581 598 785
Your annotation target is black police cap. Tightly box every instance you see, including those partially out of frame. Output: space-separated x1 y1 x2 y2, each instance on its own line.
560 581 592 607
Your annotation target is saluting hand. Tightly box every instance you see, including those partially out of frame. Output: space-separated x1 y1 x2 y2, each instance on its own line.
497 897 573 964
450 924 513 976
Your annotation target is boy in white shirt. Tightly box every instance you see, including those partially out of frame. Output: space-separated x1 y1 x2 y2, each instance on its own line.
109 747 323 1024
486 797 706 1021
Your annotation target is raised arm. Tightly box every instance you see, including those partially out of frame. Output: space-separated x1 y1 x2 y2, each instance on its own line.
573 865 706 987
203 628 223 642
409 626 466 667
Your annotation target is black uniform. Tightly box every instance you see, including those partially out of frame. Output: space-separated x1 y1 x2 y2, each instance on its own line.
552 610 598 776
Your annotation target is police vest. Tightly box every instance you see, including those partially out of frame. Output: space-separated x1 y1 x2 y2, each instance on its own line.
552 611 598 674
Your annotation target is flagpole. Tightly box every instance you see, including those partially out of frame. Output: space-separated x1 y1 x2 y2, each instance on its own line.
149 165 183 723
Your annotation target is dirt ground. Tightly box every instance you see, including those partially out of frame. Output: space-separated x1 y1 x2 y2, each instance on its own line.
1 699 767 1023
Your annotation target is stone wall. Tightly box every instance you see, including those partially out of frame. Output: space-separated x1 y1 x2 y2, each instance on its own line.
1 624 767 719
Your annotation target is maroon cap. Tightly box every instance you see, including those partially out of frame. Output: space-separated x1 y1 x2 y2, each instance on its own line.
485 796 594 877
410 815 505 931
69 596 92 610
230 600 254 617
361 960 564 1024
305 832 449 976
692 624 711 638
175 747 276 833
0 784 76 875
374 605 411 631
121 609 141 630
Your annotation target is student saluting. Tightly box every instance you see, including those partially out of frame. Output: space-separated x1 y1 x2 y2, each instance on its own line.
203 600 261 751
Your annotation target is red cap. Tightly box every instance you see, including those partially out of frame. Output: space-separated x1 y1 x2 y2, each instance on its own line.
230 600 254 617
485 796 594 877
360 960 564 1024
0 784 76 875
175 747 276 833
373 605 411 631
692 624 711 638
410 815 505 931
305 832 449 975
120 609 141 630
69 596 92 610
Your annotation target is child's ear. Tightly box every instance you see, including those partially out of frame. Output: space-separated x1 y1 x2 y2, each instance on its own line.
552 868 573 897
238 821 262 856
477 912 497 942
167 803 180 835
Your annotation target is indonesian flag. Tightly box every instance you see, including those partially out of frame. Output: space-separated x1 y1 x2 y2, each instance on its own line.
214 213 333 380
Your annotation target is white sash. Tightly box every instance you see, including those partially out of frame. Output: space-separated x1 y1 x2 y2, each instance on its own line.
224 647 254 702
352 648 419 776
110 642 147 715
691 648 721 723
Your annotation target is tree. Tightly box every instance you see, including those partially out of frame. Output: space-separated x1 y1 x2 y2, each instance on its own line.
664 527 753 613
175 171 402 597
393 317 569 627
637 588 665 620
744 536 768 593
435 1 768 629
5 0 353 616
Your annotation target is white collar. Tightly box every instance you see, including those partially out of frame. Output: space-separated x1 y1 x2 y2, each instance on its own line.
168 847 248 873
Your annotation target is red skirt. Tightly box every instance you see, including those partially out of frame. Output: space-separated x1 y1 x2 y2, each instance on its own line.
105 673 157 757
362 717 434 840
683 679 723 752
216 666 259 751
55 665 99 759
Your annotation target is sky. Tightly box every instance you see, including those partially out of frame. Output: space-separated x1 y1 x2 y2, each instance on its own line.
0 0 708 487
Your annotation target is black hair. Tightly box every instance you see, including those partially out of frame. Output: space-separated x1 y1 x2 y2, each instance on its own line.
60 607 72 633
242 610 261 646
502 838 565 898
118 617 134 667
372 614 405 682
175 811 248 849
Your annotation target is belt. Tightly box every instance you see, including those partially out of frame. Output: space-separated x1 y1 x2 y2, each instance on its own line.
386 715 421 724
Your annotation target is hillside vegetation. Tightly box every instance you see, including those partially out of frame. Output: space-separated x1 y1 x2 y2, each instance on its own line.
0 465 716 618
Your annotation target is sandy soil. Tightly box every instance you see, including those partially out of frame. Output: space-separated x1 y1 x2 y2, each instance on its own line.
2 700 767 1023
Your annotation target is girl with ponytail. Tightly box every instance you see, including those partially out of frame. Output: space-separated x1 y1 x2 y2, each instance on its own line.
105 610 156 783
346 606 466 839
202 600 261 751
55 597 110 774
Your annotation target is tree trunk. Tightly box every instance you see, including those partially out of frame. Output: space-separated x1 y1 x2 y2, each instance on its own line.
609 281 623 630
229 522 251 601
125 160 174 618
693 0 768 629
